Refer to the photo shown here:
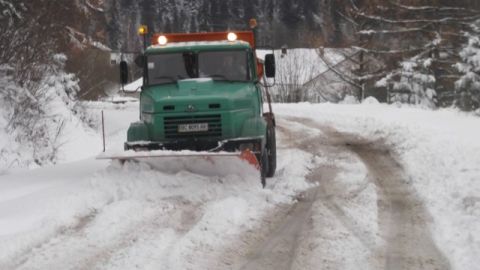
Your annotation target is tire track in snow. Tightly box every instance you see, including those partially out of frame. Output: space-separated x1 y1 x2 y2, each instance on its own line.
237 116 449 269
9 197 204 270
2 210 99 270
237 186 318 270
349 144 450 270
286 116 450 270
236 119 349 270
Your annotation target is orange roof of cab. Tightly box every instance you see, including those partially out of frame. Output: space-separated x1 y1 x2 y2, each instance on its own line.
151 31 256 49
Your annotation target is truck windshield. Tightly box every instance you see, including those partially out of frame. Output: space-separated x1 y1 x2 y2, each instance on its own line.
147 53 190 85
146 50 249 85
198 51 249 81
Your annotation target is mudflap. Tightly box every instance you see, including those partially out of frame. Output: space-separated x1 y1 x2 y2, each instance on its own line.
96 149 260 180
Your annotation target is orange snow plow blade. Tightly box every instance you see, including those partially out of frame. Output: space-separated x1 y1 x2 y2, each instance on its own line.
97 149 260 177
239 149 261 170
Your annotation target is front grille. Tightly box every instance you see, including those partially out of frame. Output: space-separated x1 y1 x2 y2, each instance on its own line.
164 114 222 139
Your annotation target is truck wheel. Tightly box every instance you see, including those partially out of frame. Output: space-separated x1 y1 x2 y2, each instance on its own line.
266 126 277 178
260 148 268 188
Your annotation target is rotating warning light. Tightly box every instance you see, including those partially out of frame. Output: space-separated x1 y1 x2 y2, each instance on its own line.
158 35 168 45
227 32 238 42
138 25 148 35
249 18 257 29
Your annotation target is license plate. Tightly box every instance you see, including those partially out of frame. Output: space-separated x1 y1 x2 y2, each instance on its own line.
178 123 209 133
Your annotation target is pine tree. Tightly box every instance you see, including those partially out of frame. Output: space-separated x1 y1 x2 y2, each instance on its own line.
455 20 480 110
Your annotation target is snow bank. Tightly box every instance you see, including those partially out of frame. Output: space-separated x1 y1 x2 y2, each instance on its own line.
0 55 101 170
0 105 313 269
274 103 480 270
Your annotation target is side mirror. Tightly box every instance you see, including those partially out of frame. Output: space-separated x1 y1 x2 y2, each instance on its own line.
264 54 275 78
120 60 129 85
134 55 145 68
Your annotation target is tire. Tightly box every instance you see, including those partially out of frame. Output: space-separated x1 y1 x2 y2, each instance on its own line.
256 147 268 188
260 148 268 188
266 126 277 178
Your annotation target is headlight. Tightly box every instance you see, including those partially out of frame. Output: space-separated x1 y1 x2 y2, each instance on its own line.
141 113 153 123
158 35 168 45
141 99 154 113
227 32 237 42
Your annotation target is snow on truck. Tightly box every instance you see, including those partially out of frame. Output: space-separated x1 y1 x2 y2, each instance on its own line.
99 20 277 186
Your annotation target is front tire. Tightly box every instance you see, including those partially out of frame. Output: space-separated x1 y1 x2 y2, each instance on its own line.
260 148 268 188
266 126 277 178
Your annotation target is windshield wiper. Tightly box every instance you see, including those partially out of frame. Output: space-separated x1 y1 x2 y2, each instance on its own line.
205 74 230 81
153 75 185 84
204 74 249 82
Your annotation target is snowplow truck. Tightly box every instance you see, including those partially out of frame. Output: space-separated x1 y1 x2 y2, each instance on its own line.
118 25 277 186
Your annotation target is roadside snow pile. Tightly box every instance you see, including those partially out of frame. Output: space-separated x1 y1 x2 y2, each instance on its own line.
274 103 480 270
340 95 359 104
361 96 379 105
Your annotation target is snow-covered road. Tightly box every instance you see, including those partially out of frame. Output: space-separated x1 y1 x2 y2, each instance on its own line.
0 102 479 270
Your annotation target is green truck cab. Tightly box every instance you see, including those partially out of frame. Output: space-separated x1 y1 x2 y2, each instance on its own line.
121 30 277 184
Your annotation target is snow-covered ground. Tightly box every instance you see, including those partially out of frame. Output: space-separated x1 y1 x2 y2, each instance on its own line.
0 101 479 269
274 101 480 270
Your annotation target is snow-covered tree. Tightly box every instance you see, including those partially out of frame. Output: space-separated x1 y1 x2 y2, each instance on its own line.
0 1 82 168
0 54 80 168
340 0 480 106
378 57 437 108
455 20 480 111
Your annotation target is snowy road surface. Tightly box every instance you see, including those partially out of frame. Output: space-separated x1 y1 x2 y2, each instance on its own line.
1 102 479 269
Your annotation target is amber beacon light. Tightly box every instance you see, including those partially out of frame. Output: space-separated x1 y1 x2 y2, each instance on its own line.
249 18 257 29
138 25 148 36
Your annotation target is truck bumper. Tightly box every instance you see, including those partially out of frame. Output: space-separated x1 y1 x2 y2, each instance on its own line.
124 136 264 153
